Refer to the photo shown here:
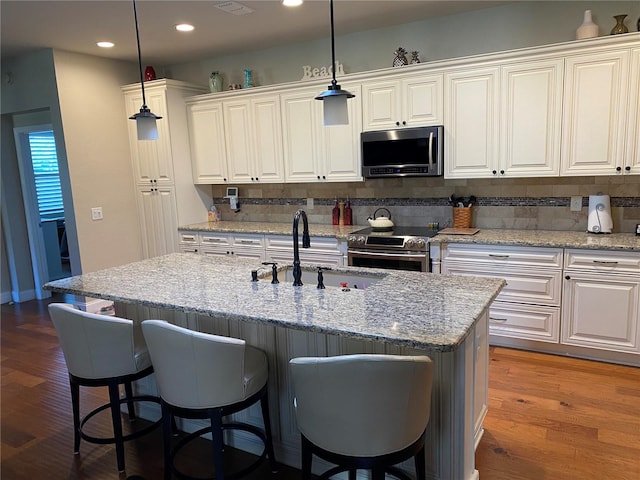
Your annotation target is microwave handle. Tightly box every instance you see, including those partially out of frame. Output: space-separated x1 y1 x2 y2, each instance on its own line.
428 131 434 169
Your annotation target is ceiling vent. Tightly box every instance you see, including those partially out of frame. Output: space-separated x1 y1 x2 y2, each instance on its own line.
214 1 254 16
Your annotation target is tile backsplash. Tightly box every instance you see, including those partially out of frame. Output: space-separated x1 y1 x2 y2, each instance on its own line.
210 176 640 233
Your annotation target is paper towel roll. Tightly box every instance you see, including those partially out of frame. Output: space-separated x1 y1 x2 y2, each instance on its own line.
587 195 613 233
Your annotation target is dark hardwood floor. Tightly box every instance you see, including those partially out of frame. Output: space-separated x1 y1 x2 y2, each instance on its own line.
2 295 639 479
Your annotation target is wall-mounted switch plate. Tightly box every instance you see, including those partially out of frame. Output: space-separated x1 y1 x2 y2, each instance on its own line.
307 198 314 209
91 207 103 220
570 196 582 212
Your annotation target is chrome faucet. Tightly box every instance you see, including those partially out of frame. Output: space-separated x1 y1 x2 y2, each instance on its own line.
292 210 311 286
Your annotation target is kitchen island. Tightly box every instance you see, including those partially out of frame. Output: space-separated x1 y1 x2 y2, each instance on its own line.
44 253 504 480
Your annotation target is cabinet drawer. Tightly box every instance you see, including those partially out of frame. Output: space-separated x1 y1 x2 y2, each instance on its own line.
200 233 233 247
178 231 199 244
265 235 341 254
565 248 640 274
232 233 265 248
489 302 560 343
179 243 199 254
442 243 563 268
443 264 562 306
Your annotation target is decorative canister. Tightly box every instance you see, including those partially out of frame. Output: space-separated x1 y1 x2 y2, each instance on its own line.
243 69 253 88
410 51 420 64
209 71 223 93
576 10 599 40
144 66 156 81
393 47 408 67
610 14 629 34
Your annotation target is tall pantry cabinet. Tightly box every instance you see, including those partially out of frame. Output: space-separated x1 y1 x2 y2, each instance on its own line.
122 79 209 258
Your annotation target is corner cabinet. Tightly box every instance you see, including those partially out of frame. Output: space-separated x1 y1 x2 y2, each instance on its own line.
281 83 363 183
122 80 209 259
361 72 443 130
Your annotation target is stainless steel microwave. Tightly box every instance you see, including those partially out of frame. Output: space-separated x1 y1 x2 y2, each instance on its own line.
361 126 444 178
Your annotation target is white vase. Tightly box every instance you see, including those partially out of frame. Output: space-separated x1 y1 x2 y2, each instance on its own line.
576 10 599 40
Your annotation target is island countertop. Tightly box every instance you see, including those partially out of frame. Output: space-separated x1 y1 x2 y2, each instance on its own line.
44 253 504 352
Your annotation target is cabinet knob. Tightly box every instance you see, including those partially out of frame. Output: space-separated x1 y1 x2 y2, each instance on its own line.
492 170 497 175
255 177 259 181
402 121 407 126
500 170 505 175
317 175 321 180
616 166 622 172
223 178 227 182
395 121 400 126
625 166 631 172
322 175 326 180
565 275 571 280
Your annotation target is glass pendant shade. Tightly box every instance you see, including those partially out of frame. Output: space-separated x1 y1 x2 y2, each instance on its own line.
130 107 161 140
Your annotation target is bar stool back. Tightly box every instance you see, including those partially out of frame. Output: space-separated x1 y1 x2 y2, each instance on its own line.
290 354 434 480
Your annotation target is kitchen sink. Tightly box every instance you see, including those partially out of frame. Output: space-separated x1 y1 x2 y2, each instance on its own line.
258 266 383 289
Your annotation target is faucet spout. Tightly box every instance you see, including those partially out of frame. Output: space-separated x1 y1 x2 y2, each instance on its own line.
292 210 310 286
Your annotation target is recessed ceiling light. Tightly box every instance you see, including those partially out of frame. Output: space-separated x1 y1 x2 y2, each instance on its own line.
282 0 303 6
97 41 114 48
175 24 195 32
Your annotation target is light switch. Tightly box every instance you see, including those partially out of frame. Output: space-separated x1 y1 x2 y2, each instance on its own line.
307 198 314 209
91 207 103 220
570 196 582 212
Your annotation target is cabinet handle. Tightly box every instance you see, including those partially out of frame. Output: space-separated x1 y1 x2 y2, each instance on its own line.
203 238 222 243
182 235 196 241
625 166 631 172
488 254 509 259
402 121 407 126
395 121 400 126
238 240 256 244
223 178 228 182
489 317 508 323
500 170 505 175
593 260 618 265
565 275 571 280
492 170 497 175
322 175 326 180
317 175 321 180
616 166 622 172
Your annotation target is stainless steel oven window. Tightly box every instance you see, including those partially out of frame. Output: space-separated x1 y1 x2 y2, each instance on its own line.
348 250 428 272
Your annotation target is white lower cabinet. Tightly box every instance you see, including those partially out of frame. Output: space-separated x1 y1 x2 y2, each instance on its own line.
562 249 640 354
441 243 563 344
200 233 265 261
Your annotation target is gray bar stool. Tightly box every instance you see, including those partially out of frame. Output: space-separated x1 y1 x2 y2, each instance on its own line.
48 303 161 474
289 354 434 480
141 320 278 480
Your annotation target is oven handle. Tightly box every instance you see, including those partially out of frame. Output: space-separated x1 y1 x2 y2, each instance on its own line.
348 250 428 259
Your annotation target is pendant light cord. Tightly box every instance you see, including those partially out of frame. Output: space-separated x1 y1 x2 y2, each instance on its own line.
132 0 148 109
329 0 337 89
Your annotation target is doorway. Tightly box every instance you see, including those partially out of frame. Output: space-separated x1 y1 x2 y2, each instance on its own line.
12 124 70 298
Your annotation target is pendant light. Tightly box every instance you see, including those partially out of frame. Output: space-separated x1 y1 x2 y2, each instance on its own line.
314 0 354 126
129 0 162 140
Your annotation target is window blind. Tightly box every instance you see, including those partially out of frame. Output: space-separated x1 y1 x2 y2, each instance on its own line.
28 131 64 220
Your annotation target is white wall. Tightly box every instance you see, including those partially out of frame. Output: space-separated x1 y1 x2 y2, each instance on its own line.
166 1 640 87
52 50 142 273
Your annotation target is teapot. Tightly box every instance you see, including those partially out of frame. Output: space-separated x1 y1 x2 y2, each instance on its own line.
367 208 394 231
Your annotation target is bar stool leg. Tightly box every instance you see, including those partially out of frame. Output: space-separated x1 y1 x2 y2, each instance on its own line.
300 436 313 480
124 381 137 420
108 383 126 472
70 378 81 454
210 410 224 480
260 393 278 472
415 444 426 480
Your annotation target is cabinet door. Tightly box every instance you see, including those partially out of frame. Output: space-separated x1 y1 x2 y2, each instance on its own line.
125 88 173 185
321 84 363 182
562 272 640 354
136 185 178 258
402 73 443 127
281 89 321 182
561 50 629 176
500 58 563 177
224 100 254 183
444 67 499 178
252 95 285 183
187 100 228 183
625 48 640 175
362 80 400 130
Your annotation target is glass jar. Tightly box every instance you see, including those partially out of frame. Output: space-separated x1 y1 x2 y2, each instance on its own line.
209 72 223 93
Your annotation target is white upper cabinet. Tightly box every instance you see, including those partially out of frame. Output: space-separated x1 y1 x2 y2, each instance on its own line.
560 49 630 176
187 99 228 184
500 58 564 177
625 48 640 175
224 94 284 184
444 66 500 179
361 73 443 130
281 83 362 182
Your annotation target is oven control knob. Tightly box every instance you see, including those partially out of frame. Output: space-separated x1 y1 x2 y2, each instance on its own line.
405 238 415 248
416 239 426 249
347 235 365 246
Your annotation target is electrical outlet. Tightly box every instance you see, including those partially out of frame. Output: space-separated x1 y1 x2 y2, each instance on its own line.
307 198 314 209
91 207 103 220
570 196 582 212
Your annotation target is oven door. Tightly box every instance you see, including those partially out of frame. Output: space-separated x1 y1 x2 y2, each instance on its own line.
348 249 428 272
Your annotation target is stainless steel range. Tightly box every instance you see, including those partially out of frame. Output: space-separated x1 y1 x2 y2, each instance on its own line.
347 226 438 272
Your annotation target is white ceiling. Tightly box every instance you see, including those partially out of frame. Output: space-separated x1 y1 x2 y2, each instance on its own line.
1 0 513 66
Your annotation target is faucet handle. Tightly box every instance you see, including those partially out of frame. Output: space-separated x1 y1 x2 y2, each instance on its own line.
262 262 279 284
316 266 330 289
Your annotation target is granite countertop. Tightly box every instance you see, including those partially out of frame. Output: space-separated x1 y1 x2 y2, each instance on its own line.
44 253 504 352
430 229 640 251
180 221 363 240
180 222 640 251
